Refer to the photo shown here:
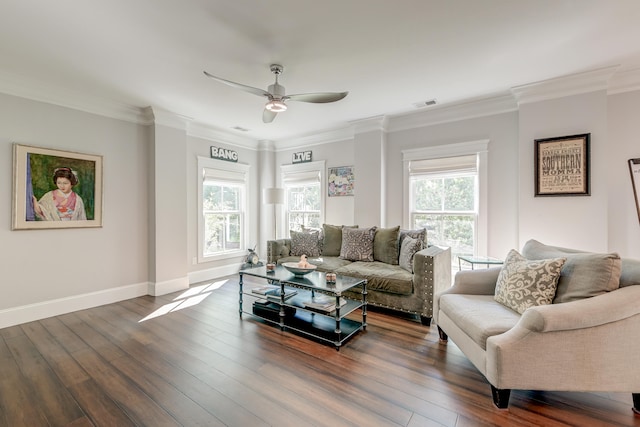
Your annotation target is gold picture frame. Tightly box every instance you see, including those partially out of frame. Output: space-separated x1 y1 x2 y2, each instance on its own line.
534 133 590 196
12 144 103 230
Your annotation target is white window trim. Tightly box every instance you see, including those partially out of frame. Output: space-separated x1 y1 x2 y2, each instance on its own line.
402 140 489 256
280 160 326 234
197 156 250 263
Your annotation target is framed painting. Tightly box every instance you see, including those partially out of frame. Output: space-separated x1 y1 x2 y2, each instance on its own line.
534 133 590 196
629 158 640 225
328 166 354 197
12 144 103 229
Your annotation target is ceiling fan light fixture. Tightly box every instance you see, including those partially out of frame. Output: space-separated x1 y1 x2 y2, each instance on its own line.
265 99 287 112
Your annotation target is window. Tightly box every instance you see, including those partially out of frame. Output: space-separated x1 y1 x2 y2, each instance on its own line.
403 141 488 266
198 157 249 262
409 155 478 260
281 161 325 233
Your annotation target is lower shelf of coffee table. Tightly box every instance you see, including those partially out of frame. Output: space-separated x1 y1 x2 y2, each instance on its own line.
250 301 363 348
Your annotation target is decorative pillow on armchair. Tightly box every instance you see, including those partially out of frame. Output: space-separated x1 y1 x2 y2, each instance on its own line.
340 226 376 261
494 249 566 314
522 239 621 303
290 230 321 257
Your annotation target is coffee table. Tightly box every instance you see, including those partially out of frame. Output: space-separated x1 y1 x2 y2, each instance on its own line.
239 265 367 350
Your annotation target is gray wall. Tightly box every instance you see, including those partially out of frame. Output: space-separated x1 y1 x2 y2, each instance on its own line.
0 93 150 318
1 85 639 328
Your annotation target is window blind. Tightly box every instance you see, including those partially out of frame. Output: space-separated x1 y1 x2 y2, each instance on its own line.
283 170 321 185
203 167 246 183
409 154 477 177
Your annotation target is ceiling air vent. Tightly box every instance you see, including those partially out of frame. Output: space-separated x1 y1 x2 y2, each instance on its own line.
413 99 437 108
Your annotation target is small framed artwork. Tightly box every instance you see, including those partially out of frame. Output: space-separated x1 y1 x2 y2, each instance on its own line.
534 133 590 196
12 144 103 230
629 158 640 225
328 166 354 197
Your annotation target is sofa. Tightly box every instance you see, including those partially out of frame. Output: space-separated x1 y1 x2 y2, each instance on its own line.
433 239 640 411
267 224 451 325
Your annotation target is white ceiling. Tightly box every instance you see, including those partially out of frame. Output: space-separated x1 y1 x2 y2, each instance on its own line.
1 0 640 142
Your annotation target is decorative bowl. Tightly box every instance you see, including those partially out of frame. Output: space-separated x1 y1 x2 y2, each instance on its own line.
282 262 317 277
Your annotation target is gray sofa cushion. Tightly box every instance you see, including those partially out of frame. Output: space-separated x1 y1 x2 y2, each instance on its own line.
337 261 413 295
620 258 640 287
439 294 521 349
373 226 400 265
522 239 621 303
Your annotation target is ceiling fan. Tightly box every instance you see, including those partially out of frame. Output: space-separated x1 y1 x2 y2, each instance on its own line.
203 64 348 123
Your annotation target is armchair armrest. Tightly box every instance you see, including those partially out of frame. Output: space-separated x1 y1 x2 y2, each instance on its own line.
447 267 501 295
519 285 640 332
433 266 500 325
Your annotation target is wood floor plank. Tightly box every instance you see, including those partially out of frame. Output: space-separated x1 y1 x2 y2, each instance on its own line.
4 332 86 426
0 277 638 427
0 346 50 427
20 320 90 387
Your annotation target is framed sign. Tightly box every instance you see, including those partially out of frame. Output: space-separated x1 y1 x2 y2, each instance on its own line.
629 158 640 225
534 133 590 196
12 144 103 230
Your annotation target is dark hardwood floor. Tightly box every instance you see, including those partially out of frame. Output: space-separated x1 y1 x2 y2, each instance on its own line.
1 276 638 427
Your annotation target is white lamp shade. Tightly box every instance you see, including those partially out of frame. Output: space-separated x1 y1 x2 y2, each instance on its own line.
263 188 285 205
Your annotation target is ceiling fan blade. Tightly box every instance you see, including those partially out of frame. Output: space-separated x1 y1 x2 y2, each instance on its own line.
203 71 269 97
286 91 348 103
263 108 277 123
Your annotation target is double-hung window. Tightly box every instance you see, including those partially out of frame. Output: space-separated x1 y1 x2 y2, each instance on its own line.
281 161 325 233
409 155 478 260
198 157 249 262
403 141 488 265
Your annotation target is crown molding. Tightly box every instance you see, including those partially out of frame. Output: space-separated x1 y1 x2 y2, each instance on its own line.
257 140 277 151
608 67 640 95
187 121 258 150
0 70 149 124
511 65 619 105
274 126 354 151
386 92 517 133
349 115 388 134
148 107 192 130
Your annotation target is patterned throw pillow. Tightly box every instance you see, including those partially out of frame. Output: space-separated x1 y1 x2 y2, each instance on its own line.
399 236 423 272
322 224 358 256
339 227 376 261
290 230 321 257
494 249 566 314
398 228 427 248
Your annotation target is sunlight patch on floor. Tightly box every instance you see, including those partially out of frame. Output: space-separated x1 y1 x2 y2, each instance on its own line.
139 279 229 322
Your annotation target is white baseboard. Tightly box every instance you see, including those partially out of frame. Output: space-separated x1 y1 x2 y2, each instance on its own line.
147 276 189 296
188 263 242 284
0 282 149 330
0 268 242 329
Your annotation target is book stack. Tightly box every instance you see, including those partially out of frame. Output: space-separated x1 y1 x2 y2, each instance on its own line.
304 294 347 313
251 285 298 302
251 285 279 295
